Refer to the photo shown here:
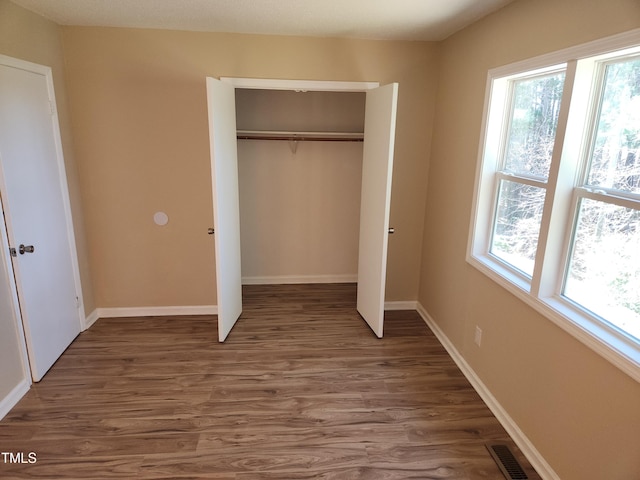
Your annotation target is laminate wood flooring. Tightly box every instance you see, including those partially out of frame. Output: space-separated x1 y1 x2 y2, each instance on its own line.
0 284 541 479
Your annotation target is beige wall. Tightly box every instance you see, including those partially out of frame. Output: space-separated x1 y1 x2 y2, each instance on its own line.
238 141 363 282
235 89 365 132
419 0 640 478
61 27 438 308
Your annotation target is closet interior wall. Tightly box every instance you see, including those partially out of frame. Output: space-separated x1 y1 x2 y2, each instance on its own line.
235 89 366 284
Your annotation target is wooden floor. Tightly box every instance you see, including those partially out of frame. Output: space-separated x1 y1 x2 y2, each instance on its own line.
0 284 540 479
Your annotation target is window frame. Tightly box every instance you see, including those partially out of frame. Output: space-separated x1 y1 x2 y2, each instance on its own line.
488 67 566 278
468 29 640 382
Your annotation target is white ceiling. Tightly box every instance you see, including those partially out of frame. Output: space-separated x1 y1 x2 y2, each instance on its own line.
10 0 516 41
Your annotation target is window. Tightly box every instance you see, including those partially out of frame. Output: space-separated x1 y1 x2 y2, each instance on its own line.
490 71 565 277
469 30 640 380
564 56 640 342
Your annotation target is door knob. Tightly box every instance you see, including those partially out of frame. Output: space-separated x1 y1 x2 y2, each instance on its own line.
19 244 35 254
207 228 215 235
388 227 395 234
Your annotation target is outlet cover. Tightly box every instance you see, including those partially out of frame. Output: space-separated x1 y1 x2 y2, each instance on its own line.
474 326 482 346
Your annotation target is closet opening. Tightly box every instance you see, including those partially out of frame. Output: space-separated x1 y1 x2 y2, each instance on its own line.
235 88 366 286
206 77 398 341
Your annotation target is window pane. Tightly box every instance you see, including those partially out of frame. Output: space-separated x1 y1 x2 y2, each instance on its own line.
504 72 566 179
587 57 640 194
564 198 640 341
490 179 546 276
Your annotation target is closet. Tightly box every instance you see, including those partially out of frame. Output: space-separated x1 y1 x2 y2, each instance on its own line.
235 88 365 285
206 77 397 342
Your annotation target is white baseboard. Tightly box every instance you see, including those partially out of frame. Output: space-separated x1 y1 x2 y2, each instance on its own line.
416 303 560 480
95 305 217 319
0 378 30 421
85 299 413 324
242 274 357 285
84 309 99 330
385 300 418 310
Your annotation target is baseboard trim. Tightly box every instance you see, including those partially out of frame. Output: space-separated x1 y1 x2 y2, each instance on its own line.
88 298 413 321
384 300 418 310
0 378 30 421
242 274 357 285
415 303 560 480
96 305 217 319
84 309 99 330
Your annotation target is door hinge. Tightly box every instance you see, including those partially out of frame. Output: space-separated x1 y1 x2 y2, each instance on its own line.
9 247 17 257
49 101 56 116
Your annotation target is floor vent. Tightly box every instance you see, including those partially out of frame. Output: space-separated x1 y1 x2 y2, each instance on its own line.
486 443 528 480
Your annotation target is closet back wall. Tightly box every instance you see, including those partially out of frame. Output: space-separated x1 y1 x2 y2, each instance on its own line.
61 27 438 310
236 89 365 284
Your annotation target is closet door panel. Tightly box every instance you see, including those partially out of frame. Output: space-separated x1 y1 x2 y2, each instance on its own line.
206 77 243 342
357 83 399 338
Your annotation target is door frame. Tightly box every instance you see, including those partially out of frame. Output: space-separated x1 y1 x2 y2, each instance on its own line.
0 54 85 381
214 77 395 339
220 78 379 92
0 191 31 384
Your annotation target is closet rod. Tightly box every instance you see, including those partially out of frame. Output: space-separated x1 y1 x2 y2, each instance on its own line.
236 130 364 142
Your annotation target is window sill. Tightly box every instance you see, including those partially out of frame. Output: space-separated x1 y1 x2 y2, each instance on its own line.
467 253 640 383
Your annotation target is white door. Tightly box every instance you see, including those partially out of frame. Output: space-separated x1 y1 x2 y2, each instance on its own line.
0 59 82 381
357 83 399 338
206 77 243 342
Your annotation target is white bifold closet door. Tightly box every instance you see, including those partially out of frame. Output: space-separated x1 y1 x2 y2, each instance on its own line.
206 77 243 342
206 78 398 341
356 83 398 338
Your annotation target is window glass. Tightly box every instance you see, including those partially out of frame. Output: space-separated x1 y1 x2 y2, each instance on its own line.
490 179 545 276
586 57 640 194
504 72 566 179
563 198 640 341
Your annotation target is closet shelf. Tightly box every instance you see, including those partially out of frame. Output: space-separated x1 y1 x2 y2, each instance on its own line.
236 130 364 142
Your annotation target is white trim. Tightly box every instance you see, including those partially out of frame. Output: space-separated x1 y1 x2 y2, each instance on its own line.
0 54 48 75
220 77 379 92
45 64 87 335
84 309 99 329
237 130 364 141
96 305 217 319
91 300 417 320
242 274 357 285
0 379 30 421
0 191 31 382
416 303 560 480
384 300 418 310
